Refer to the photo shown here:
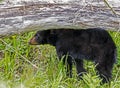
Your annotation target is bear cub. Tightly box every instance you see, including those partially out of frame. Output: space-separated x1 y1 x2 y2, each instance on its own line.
29 28 116 83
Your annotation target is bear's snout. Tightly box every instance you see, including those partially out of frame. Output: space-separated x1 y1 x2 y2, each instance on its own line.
29 37 39 45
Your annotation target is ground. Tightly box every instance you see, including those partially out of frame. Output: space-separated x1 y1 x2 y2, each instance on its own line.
0 30 120 88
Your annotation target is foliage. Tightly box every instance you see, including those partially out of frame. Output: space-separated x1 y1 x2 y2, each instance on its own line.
0 30 120 88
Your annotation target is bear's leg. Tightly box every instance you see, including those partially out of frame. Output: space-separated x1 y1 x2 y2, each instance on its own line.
62 56 73 78
96 63 112 83
75 59 86 78
95 53 115 83
66 58 72 78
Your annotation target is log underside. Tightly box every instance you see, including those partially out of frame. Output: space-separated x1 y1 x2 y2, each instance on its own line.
0 0 120 37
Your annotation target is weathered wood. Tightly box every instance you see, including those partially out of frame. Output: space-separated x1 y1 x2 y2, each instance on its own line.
0 0 120 37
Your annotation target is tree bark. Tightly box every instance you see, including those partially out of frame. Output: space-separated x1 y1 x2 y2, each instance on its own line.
0 0 120 37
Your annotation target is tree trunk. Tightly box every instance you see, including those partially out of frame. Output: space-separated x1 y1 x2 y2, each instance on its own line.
0 0 120 37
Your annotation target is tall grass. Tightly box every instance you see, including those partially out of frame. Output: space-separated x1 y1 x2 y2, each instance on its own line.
0 31 120 88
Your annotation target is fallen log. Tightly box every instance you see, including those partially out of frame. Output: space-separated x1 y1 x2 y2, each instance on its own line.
0 0 120 37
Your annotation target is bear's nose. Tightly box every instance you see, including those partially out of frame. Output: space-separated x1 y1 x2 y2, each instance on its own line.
28 39 33 45
29 37 38 45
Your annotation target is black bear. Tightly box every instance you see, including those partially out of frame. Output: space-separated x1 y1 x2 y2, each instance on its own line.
29 28 116 83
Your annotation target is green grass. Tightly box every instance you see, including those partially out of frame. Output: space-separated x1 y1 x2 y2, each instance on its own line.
0 30 120 88
0 0 3 2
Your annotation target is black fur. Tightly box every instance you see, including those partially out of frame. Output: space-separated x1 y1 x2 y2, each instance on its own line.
29 28 116 83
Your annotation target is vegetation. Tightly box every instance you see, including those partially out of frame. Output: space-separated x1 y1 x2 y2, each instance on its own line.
0 30 120 88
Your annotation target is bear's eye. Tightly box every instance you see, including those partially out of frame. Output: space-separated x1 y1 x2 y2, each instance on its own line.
35 34 40 40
